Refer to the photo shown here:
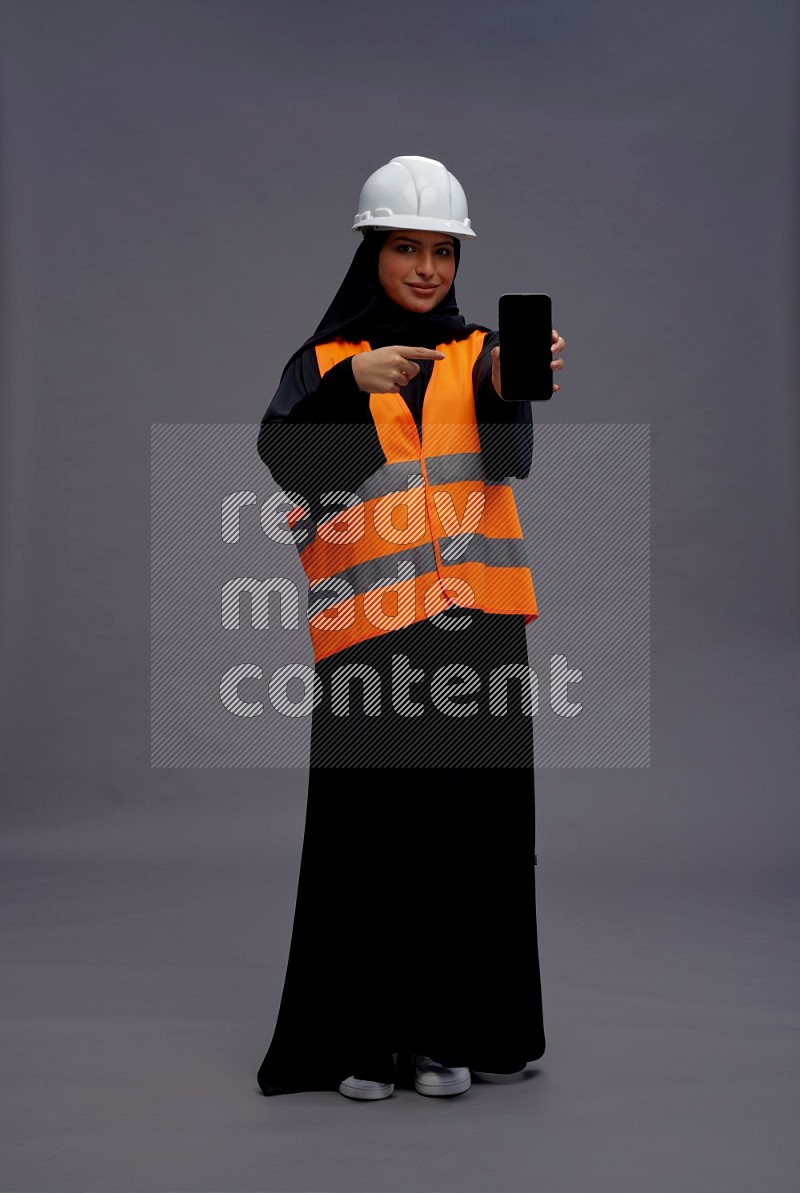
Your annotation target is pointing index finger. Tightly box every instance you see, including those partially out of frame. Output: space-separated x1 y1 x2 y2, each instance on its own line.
397 346 446 360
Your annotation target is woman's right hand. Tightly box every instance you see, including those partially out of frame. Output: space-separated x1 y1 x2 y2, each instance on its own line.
350 346 445 394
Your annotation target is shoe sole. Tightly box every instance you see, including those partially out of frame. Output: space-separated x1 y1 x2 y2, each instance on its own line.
338 1080 394 1101
414 1074 472 1097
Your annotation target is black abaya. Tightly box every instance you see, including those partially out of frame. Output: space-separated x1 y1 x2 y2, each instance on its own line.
256 609 544 1095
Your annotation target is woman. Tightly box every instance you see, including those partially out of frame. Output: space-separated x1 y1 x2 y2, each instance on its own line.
255 155 565 1101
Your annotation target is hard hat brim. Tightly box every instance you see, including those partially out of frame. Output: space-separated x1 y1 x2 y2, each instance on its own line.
352 214 476 239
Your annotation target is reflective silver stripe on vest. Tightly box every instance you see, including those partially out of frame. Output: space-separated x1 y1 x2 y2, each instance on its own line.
314 452 488 525
307 535 530 619
296 457 515 556
436 534 530 569
344 459 425 505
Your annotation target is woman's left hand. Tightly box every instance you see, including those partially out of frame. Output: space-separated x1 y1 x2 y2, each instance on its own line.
491 328 566 397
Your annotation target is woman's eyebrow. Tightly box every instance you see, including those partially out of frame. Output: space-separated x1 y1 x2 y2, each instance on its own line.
392 236 454 247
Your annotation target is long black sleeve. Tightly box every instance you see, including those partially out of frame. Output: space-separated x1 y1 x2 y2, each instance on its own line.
256 350 387 513
472 329 534 480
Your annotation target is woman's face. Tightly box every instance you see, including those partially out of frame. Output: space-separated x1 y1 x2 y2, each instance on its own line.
377 230 457 312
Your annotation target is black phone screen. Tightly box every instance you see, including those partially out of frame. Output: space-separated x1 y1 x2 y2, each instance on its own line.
498 293 553 401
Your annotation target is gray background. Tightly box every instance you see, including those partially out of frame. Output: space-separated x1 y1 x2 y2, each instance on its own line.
1 0 798 1190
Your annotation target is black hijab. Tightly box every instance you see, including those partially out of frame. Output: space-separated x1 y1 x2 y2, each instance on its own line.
279 229 489 382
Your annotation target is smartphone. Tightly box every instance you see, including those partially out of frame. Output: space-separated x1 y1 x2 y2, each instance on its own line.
498 293 553 401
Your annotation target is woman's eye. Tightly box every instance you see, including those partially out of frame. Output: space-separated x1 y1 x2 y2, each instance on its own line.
396 244 451 255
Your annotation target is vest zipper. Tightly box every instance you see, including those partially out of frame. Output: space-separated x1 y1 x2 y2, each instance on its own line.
392 386 453 608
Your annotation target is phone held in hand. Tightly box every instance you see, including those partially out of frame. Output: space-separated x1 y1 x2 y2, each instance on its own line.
498 293 553 401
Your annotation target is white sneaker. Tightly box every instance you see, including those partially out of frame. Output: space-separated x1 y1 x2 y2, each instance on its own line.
338 1075 394 1101
414 1055 471 1097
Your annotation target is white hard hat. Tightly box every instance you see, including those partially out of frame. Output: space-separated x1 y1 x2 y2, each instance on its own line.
352 155 476 239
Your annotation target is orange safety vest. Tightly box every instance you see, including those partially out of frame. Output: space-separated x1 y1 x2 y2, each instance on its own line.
285 329 538 662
